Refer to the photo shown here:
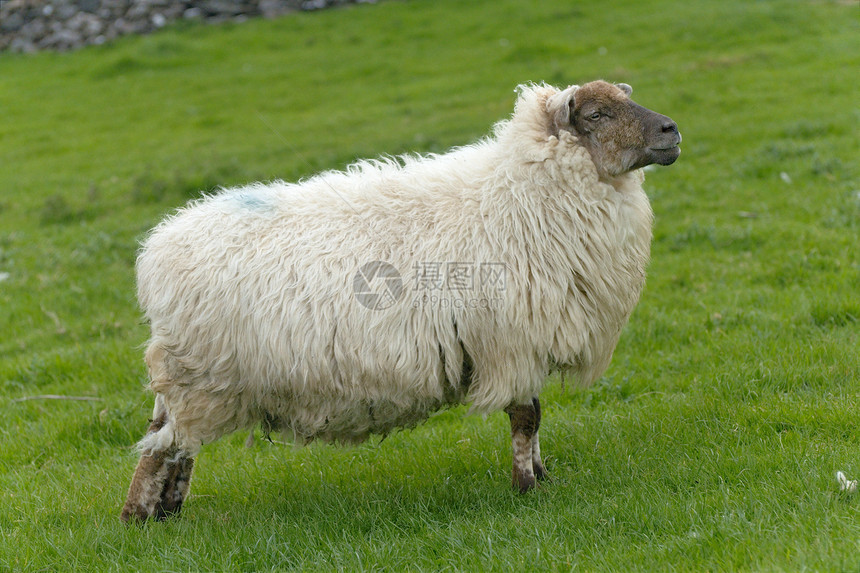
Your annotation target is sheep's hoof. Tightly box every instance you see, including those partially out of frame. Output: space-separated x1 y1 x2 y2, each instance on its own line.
513 464 550 493
513 470 537 494
120 502 182 524
534 462 549 482
154 500 185 521
120 504 154 524
120 508 138 524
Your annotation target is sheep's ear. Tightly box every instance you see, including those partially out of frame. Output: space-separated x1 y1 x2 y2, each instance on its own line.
617 83 633 96
545 85 578 133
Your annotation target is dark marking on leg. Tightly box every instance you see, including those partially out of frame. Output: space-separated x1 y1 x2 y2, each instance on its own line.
531 397 548 481
148 410 167 433
506 400 540 493
154 455 194 520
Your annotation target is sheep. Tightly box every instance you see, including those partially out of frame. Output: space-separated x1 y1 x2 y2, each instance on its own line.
121 80 681 522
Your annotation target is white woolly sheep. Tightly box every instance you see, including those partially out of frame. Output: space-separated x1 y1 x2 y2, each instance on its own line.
121 80 681 522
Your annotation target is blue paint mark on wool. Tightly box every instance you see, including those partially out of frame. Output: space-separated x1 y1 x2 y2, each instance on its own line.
230 190 272 211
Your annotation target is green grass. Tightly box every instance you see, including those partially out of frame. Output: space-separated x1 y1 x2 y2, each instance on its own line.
1 0 858 570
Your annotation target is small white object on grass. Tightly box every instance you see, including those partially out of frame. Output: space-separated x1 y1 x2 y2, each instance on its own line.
836 471 857 493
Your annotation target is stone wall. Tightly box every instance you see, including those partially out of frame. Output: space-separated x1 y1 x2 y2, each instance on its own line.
0 0 374 53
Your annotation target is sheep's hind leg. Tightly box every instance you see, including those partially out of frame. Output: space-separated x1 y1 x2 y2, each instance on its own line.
505 397 546 493
153 454 194 520
121 406 195 523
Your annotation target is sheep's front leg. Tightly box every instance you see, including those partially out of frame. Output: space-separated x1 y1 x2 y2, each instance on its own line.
505 397 547 493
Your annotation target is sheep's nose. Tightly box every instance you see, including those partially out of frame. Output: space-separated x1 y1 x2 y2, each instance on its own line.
662 120 678 134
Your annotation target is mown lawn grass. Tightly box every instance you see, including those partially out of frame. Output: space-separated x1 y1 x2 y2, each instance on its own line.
0 0 858 570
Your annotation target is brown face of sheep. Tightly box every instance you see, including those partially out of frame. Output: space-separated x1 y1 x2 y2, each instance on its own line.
569 81 681 178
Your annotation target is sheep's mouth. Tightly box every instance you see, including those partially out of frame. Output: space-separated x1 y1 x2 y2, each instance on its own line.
650 134 682 153
648 144 681 165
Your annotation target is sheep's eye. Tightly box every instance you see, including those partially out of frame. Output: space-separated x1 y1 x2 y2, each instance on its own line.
588 112 601 121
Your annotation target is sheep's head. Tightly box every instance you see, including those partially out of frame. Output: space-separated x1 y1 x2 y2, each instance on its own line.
547 80 681 179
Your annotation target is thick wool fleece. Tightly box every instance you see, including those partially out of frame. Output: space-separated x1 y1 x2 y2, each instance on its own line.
135 83 652 456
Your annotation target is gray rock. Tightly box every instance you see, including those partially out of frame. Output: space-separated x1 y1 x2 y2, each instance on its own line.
0 12 25 33
56 4 79 21
41 28 83 49
68 12 104 37
200 1 249 17
259 0 293 18
9 36 38 53
183 7 204 19
79 0 102 13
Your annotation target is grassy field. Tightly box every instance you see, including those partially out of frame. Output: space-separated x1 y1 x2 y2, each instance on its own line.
1 0 858 570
